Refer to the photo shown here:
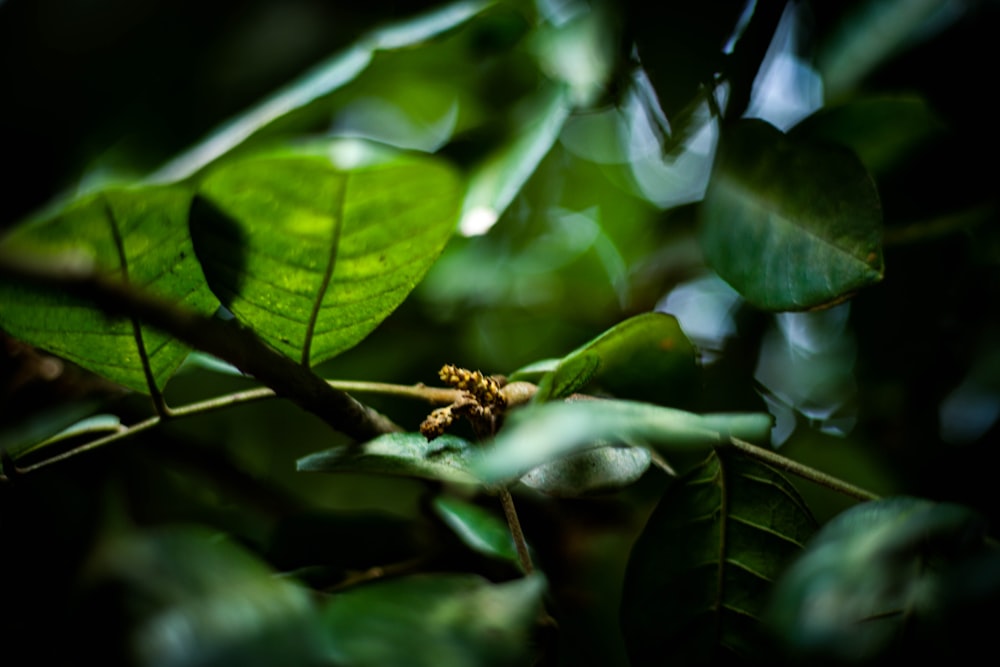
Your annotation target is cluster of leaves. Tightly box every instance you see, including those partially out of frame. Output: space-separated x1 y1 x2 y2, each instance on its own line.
2 0 999 666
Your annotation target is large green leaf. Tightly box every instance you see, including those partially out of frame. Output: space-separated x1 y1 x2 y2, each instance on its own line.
297 433 480 485
323 573 545 667
767 496 996 664
474 399 772 483
621 449 817 665
699 119 883 311
0 186 219 393
523 312 698 404
191 153 462 365
79 525 330 667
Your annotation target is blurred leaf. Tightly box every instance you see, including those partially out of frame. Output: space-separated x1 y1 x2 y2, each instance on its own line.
507 358 560 383
0 186 219 393
623 1 747 127
700 119 883 311
81 525 329 667
531 312 699 404
432 495 519 563
460 83 572 235
323 572 546 667
767 496 995 664
621 449 817 666
519 443 651 497
297 433 480 485
792 95 946 176
474 399 772 483
6 413 123 463
150 0 496 181
819 0 962 99
192 153 462 366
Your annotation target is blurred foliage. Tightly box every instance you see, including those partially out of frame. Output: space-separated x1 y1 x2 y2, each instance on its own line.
2 0 1000 665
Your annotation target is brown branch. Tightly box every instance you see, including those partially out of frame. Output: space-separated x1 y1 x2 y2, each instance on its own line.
0 252 400 441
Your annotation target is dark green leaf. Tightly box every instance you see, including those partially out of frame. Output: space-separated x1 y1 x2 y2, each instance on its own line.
767 496 994 664
519 443 651 497
297 433 480 485
792 96 946 176
432 495 519 564
532 312 699 404
699 119 884 311
475 400 772 483
323 573 545 667
621 449 817 665
80 525 330 667
192 153 462 365
0 186 219 393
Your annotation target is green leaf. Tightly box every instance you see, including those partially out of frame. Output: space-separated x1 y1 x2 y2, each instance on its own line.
0 186 219 393
432 495 519 564
519 443 651 497
767 496 994 664
150 0 494 181
6 414 123 463
699 119 883 311
791 96 946 176
460 83 572 235
323 573 546 667
621 449 817 665
80 525 330 667
474 400 772 483
297 433 480 485
191 153 462 365
532 312 699 404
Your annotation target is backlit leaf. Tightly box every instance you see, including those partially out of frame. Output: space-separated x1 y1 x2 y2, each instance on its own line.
191 153 462 365
621 449 817 665
0 185 219 393
699 119 883 311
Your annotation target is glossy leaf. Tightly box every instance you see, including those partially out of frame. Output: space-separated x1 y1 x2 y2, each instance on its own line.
192 153 462 365
767 496 995 664
6 414 123 463
519 443 651 497
700 119 883 311
474 399 772 483
80 525 329 667
621 449 817 665
323 573 545 667
531 312 699 404
0 186 219 393
432 495 519 564
297 433 480 485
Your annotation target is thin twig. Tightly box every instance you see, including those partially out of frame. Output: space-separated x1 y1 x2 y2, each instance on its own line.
0 252 400 440
728 437 879 502
498 486 534 574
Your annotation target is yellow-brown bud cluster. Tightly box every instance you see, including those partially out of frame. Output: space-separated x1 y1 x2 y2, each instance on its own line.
421 365 507 440
438 364 506 410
